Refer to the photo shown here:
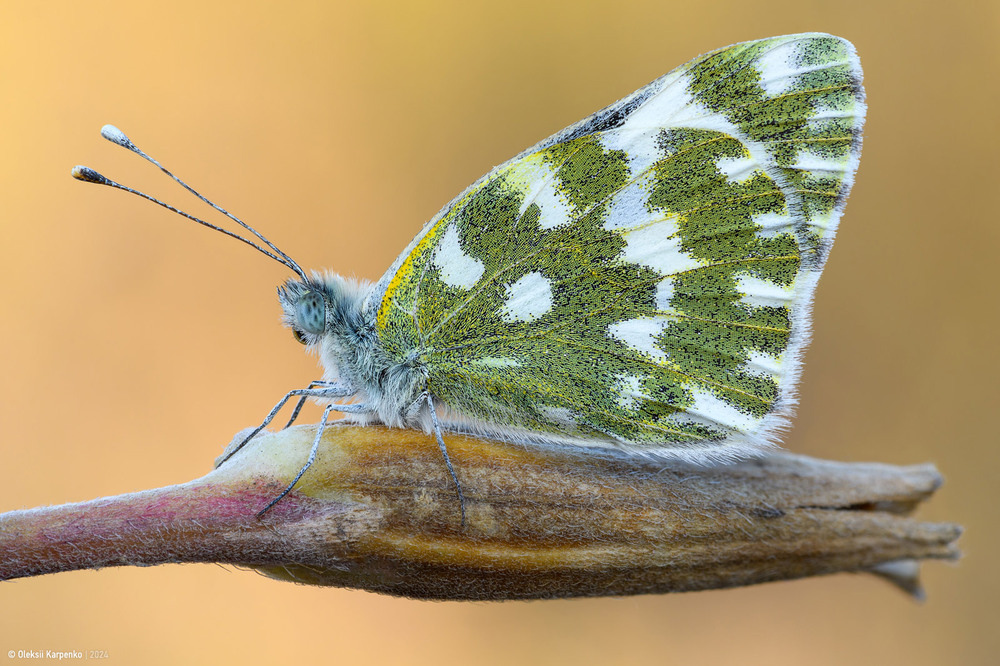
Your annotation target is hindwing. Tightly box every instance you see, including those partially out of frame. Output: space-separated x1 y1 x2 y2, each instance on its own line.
371 33 865 460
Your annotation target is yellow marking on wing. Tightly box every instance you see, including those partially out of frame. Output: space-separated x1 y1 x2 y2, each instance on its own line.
376 189 478 332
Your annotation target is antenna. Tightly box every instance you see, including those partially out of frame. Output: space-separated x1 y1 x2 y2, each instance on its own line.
72 125 308 280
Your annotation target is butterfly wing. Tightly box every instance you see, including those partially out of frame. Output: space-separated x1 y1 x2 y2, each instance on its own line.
369 33 866 461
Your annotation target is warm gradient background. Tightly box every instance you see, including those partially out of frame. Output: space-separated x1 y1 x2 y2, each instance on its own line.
1 2 995 664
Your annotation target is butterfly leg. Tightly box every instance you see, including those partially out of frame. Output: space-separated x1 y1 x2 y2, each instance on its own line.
256 402 336 518
282 380 341 429
254 400 371 517
425 393 467 527
217 383 355 467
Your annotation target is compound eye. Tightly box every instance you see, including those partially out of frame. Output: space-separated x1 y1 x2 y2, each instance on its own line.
295 291 326 335
292 329 308 345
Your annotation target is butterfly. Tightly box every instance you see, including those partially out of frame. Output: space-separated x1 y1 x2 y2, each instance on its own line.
74 33 866 522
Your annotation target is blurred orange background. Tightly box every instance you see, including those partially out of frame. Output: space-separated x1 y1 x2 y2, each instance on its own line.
1 2 996 664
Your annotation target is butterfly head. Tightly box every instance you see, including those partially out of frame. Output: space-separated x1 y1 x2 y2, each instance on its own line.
278 273 374 348
279 278 332 346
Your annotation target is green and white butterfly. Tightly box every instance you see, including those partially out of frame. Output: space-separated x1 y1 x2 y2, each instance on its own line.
75 33 865 517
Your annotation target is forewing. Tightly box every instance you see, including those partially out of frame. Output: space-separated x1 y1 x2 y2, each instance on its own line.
373 34 865 461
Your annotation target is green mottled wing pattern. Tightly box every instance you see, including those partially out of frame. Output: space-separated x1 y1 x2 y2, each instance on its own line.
372 34 865 460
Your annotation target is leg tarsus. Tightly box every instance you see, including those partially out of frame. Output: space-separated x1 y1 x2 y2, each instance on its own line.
425 394 467 528
256 402 336 518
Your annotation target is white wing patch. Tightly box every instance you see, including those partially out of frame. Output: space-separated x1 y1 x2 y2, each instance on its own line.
600 128 663 178
753 212 797 238
741 350 782 378
715 155 762 183
432 224 485 289
602 176 662 232
501 271 554 322
684 388 760 431
506 155 574 230
609 317 671 361
755 41 799 96
614 373 652 410
472 356 521 368
735 274 795 308
655 277 676 310
532 183 574 230
791 147 849 174
620 77 741 138
757 38 850 99
618 75 699 130
808 106 858 125
620 221 700 275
